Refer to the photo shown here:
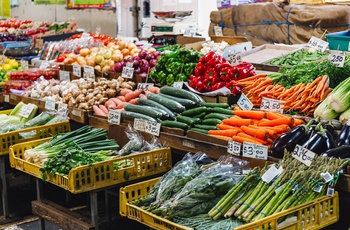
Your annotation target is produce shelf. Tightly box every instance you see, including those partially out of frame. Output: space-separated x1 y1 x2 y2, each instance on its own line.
120 177 339 230
9 138 172 194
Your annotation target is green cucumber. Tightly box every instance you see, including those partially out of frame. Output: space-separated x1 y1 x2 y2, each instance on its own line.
194 124 218 130
147 92 186 113
204 113 232 120
181 107 207 117
212 107 234 115
137 98 176 119
161 120 188 130
202 118 222 125
160 93 197 108
189 128 208 134
124 104 163 119
121 111 157 122
176 115 201 126
200 102 230 108
159 86 204 104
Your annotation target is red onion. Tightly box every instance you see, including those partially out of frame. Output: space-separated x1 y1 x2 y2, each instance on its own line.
112 62 124 72
138 49 148 59
139 59 150 73
153 51 161 57
145 53 155 61
149 59 157 67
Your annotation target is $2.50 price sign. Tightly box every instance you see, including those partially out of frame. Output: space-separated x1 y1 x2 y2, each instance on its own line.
227 140 241 156
242 142 268 160
237 93 253 110
328 53 345 68
108 110 121 125
260 97 284 113
292 144 315 167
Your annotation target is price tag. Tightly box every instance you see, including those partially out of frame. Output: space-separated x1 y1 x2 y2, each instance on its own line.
81 32 90 38
84 66 95 81
57 103 68 114
4 95 9 103
122 66 134 79
262 165 280 183
73 64 82 77
227 52 242 66
292 144 316 167
328 53 345 67
137 83 154 91
72 109 82 117
321 172 333 183
227 140 241 156
242 142 268 160
260 97 284 113
10 94 16 100
214 26 223 36
314 184 323 193
18 104 35 118
20 60 29 70
108 110 121 125
40 61 50 70
59 70 70 81
237 93 253 110
173 81 184 89
145 120 161 136
183 27 195 37
326 187 335 197
134 118 146 131
45 100 56 111
307 36 328 52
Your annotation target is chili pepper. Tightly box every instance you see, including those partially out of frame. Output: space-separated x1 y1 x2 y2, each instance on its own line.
184 63 197 76
166 74 175 85
212 82 226 91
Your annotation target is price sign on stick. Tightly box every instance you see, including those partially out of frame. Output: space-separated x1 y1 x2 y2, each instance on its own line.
292 144 316 167
108 110 121 125
328 53 345 67
242 142 268 160
137 83 154 91
122 66 134 79
260 97 284 113
227 140 241 156
228 52 242 66
307 36 328 52
237 93 253 110
214 26 223 36
84 66 95 80
173 82 184 89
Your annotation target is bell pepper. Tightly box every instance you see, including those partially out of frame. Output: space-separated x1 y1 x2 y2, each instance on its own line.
205 68 218 79
194 62 206 76
184 63 197 76
226 80 243 94
203 75 220 92
207 55 222 67
215 62 232 72
219 66 231 82
176 73 188 82
212 82 227 91
235 62 256 80
227 67 238 80
166 74 175 85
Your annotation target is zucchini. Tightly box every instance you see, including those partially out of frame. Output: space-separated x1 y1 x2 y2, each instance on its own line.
194 124 218 130
202 118 222 125
147 92 186 113
137 98 176 119
159 86 204 104
121 111 157 122
200 102 230 108
161 120 188 130
176 115 201 126
181 107 207 117
204 113 232 120
124 104 163 119
193 112 207 119
212 107 234 115
160 93 197 108
189 128 208 134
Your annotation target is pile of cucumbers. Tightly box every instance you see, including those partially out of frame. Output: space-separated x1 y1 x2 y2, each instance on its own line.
121 86 234 133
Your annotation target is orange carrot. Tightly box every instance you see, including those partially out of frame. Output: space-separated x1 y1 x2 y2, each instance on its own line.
274 124 291 132
258 117 294 127
248 125 277 139
266 111 283 120
222 118 253 126
237 73 267 83
259 126 284 133
293 118 305 126
216 124 242 131
208 129 239 137
125 89 143 102
210 135 233 141
232 135 265 145
241 125 269 140
233 110 266 120
93 105 107 117
233 106 242 112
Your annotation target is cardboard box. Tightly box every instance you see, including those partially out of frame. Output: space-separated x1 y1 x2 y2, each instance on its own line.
177 36 206 45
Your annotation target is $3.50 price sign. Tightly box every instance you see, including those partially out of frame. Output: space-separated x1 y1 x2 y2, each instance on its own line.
237 93 253 110
292 144 315 167
227 140 241 156
108 110 121 125
260 97 284 113
137 83 154 91
242 142 268 160
328 53 345 68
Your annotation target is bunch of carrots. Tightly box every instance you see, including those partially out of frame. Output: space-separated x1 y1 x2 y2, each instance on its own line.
237 74 331 116
208 107 304 149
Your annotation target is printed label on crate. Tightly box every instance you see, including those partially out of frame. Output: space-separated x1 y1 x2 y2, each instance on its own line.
83 66 95 81
57 103 68 114
134 118 146 131
71 109 82 117
262 165 280 183
227 140 241 156
20 60 29 70
237 93 253 110
173 81 184 89
182 139 195 149
242 142 268 160
260 97 284 113
18 104 35 118
59 70 70 81
326 187 335 197
108 110 121 125
227 51 242 66
307 36 328 52
45 100 56 111
214 26 223 36
10 94 16 100
314 184 323 193
184 27 196 37
73 64 82 77
4 95 9 103
137 83 154 91
292 144 315 167
122 66 134 79
328 53 345 68
40 61 50 70
145 120 161 136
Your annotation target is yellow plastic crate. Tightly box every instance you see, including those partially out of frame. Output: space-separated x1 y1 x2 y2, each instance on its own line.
10 138 172 194
1 120 71 157
0 109 12 115
120 178 339 230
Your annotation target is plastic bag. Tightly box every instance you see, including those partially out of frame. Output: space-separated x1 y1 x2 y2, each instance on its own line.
140 136 166 152
23 112 54 128
117 124 144 156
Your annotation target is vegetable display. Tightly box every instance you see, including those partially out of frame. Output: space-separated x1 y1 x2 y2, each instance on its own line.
268 49 329 67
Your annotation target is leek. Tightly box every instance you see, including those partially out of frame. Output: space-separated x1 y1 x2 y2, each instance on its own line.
327 76 350 113
314 96 339 120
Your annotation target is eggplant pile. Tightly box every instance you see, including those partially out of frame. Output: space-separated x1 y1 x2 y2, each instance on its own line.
271 117 350 159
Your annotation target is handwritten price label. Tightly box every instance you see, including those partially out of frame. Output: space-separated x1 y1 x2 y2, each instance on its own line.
328 53 345 67
228 52 242 66
20 60 29 70
184 27 196 37
227 140 241 156
260 97 284 113
45 100 56 111
18 104 35 118
307 36 328 52
145 120 161 136
292 144 316 167
40 61 50 70
137 83 154 91
242 142 268 160
173 82 184 89
122 66 134 79
237 93 253 110
57 103 68 114
73 64 82 77
214 26 223 36
134 118 146 131
59 70 70 81
108 110 121 125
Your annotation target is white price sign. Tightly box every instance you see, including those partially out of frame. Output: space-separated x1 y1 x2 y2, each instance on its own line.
18 104 35 118
292 144 316 167
122 66 134 79
328 53 345 67
237 93 253 110
307 36 328 52
137 83 154 91
59 70 70 81
227 140 241 156
242 142 268 160
173 81 184 89
260 97 284 113
84 66 95 80
214 26 223 36
20 60 29 70
108 110 121 125
145 120 161 136
73 64 82 77
40 61 50 70
134 118 146 131
57 103 68 114
45 100 56 111
228 52 242 66
183 28 196 37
